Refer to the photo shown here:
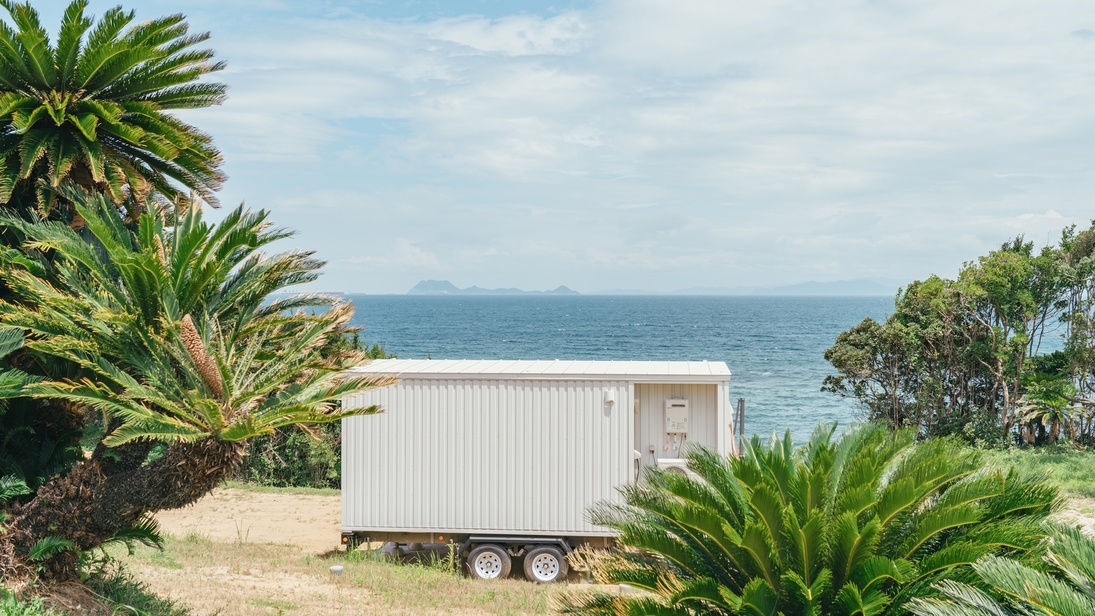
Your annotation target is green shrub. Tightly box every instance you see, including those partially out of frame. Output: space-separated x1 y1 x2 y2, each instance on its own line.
909 522 1095 615
232 336 390 489
86 570 190 616
558 422 1059 616
0 592 61 616
234 423 342 489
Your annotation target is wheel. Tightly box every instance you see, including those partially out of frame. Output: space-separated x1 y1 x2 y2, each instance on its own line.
523 546 568 583
466 544 511 580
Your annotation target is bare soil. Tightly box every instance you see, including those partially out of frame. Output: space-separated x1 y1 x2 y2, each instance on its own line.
123 487 557 615
1058 496 1095 535
154 487 343 553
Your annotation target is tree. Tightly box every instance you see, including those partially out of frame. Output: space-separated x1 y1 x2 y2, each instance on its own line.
958 238 1068 440
824 277 999 442
557 423 1058 616
0 188 389 580
0 0 225 221
0 0 228 518
825 234 1083 445
908 523 1095 615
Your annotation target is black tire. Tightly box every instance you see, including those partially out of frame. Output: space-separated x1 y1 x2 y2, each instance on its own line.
523 545 568 583
466 544 511 580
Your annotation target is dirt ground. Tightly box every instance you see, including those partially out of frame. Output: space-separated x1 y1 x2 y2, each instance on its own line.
154 487 343 554
131 487 557 615
1059 496 1095 535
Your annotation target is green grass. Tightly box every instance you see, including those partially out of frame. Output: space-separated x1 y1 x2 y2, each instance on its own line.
981 445 1095 498
86 571 191 616
220 480 340 497
110 533 556 615
0 592 63 616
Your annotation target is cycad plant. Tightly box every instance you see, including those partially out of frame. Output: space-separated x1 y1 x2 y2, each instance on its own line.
0 0 225 219
0 188 388 579
558 424 1058 616
909 522 1095 615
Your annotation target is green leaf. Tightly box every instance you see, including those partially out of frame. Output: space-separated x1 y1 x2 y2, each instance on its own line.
28 536 75 561
0 475 31 502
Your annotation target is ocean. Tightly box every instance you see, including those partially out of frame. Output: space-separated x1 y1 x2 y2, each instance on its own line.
345 295 894 444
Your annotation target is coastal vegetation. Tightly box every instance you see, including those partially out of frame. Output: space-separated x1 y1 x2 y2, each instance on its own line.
0 0 226 219
825 229 1095 447
558 423 1059 616
0 0 386 599
909 522 1095 615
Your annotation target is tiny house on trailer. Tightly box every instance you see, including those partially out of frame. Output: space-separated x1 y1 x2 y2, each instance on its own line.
340 359 734 583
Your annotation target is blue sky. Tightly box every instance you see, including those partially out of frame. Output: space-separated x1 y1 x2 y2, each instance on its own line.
40 1 1095 293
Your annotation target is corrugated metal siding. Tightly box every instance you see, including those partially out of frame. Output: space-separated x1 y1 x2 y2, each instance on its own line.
343 378 632 536
634 383 723 468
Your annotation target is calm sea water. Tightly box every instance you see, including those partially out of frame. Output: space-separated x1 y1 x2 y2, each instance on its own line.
345 295 893 444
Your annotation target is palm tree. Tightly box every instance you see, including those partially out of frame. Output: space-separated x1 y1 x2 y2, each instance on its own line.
0 0 225 221
1017 380 1083 445
0 188 389 579
557 424 1059 616
908 522 1095 615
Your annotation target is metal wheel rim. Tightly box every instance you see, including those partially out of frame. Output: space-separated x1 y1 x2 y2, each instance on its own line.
474 552 503 578
530 553 560 582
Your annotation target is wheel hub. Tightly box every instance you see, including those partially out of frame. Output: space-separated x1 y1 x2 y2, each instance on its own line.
530 553 560 581
474 552 503 578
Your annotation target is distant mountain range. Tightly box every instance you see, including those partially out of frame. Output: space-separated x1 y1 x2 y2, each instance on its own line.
402 278 899 296
408 280 580 295
595 279 901 297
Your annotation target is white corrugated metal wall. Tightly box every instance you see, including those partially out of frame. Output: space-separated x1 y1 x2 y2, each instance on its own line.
342 378 632 536
634 383 723 468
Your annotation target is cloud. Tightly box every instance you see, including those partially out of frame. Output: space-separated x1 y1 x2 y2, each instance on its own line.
154 0 1095 292
346 239 444 270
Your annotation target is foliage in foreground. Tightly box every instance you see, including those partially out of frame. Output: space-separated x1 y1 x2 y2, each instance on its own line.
232 336 391 489
558 423 1059 616
0 188 389 580
0 0 226 218
85 568 190 616
0 591 61 616
909 522 1095 616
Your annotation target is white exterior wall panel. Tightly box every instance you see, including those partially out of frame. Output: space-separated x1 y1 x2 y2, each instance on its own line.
343 378 632 537
634 383 725 467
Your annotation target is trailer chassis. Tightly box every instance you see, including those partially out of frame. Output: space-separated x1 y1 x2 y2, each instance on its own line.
341 531 613 583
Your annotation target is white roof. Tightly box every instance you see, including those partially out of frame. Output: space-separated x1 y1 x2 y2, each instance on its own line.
347 359 731 382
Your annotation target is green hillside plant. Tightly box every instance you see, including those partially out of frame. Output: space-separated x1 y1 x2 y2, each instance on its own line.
908 522 1095 616
0 187 390 580
0 0 226 220
825 229 1095 446
557 423 1059 616
0 0 229 514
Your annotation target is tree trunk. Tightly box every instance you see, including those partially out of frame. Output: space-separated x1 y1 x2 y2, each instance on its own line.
1 438 243 581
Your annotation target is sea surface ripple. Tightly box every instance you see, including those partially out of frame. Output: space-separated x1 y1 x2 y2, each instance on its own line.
346 295 893 444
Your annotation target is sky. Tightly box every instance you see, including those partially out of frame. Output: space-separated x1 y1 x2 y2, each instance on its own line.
40 1 1095 293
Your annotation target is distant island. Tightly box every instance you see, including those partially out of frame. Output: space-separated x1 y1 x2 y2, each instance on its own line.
408 280 580 295
595 279 900 297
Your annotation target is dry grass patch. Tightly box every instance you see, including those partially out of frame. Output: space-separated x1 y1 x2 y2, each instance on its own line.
116 533 558 615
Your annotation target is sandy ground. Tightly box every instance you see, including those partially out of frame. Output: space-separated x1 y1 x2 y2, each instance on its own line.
154 488 343 554
1058 496 1095 535
135 488 556 615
